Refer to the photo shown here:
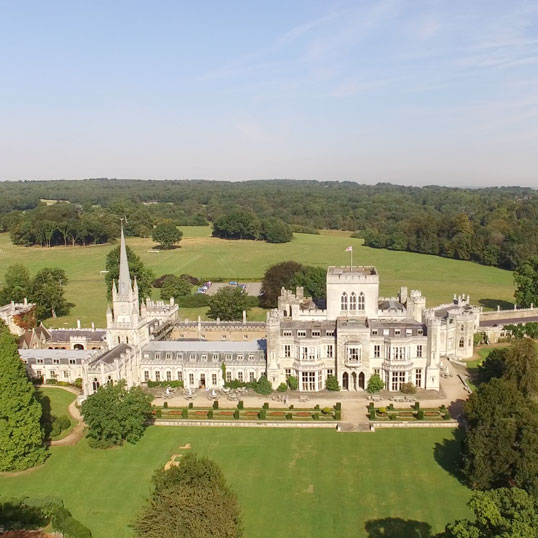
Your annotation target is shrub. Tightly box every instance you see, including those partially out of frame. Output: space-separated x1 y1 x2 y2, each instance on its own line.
277 382 288 392
188 402 193 409
325 375 340 391
207 410 213 419
379 407 387 414
287 375 298 390
289 404 294 410
57 381 70 387
182 408 188 419
286 413 293 420
258 409 267 420
74 377 83 388
368 402 374 411
45 378 57 385
254 376 273 395
176 294 210 307
212 401 219 410
314 404 320 411
237 400 244 410
369 408 376 420
335 402 342 411
443 412 451 420
417 410 424 420
389 413 397 421
321 407 332 415
334 410 341 420
313 413 320 420
367 373 385 393
400 382 417 395
440 404 447 412
388 403 394 411
414 401 420 410
262 402 269 410
155 409 162 418
233 409 239 420
163 402 168 409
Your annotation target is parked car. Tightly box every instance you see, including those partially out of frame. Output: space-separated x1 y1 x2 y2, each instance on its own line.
229 281 238 286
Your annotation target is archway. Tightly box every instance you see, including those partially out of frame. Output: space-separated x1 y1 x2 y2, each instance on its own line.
351 372 357 390
342 372 349 390
200 373 206 388
359 372 365 389
74 344 84 350
92 378 100 392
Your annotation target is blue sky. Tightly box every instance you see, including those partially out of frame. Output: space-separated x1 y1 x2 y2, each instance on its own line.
1 0 537 185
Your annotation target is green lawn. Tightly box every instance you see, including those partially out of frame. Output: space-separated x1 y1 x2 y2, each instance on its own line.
1 427 469 538
35 387 76 440
0 227 514 327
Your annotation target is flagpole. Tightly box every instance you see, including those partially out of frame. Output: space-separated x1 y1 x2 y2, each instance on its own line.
350 249 352 271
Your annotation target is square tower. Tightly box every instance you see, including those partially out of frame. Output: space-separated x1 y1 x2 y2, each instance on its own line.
326 266 379 320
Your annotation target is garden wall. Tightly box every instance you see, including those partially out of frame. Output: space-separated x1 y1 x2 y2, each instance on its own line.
155 419 337 429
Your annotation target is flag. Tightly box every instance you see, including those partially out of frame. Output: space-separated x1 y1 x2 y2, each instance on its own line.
345 246 352 252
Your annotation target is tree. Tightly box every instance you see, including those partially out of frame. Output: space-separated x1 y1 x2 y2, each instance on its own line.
259 261 304 308
0 327 47 471
325 375 340 391
514 256 538 308
105 244 155 301
208 286 250 321
212 211 260 240
438 488 538 538
261 218 293 243
152 222 182 249
477 348 507 384
159 275 192 301
81 380 152 449
503 338 538 397
253 375 272 395
30 267 70 320
134 452 243 538
287 375 298 390
367 374 385 393
289 266 327 303
0 264 32 304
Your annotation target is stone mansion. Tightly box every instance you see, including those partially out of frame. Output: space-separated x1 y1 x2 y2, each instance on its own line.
10 229 482 395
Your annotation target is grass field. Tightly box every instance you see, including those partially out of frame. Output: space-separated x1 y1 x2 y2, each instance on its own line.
35 387 76 440
0 227 515 327
1 427 470 538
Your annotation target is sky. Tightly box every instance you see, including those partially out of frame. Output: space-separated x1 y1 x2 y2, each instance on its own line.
1 0 537 186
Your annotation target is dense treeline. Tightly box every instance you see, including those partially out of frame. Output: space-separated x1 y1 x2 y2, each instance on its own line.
0 179 537 268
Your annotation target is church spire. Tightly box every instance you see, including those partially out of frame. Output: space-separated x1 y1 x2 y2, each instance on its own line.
118 223 131 296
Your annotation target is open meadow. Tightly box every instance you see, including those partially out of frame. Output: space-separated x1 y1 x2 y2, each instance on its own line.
0 227 515 327
1 426 470 538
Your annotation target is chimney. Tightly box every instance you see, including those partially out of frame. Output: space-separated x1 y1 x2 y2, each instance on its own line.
91 322 95 331
77 319 81 329
242 310 246 324
23 297 27 305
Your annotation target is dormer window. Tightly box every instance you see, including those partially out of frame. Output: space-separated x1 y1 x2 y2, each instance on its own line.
155 352 161 360
297 330 306 338
372 329 378 335
283 330 292 337
395 329 401 336
312 330 320 337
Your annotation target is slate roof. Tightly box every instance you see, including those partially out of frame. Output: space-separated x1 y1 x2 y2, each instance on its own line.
145 340 267 352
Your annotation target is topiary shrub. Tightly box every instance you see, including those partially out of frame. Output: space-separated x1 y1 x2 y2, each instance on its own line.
335 402 341 411
389 413 396 421
237 400 244 410
277 382 288 392
45 378 58 385
334 410 341 420
314 404 320 411
262 402 269 410
414 401 420 410
443 412 451 420
321 407 332 415
155 409 162 418
213 400 219 410
182 408 188 419
287 375 298 390
313 413 320 420
369 408 376 420
289 404 294 410
286 413 293 420
417 410 424 420
207 410 213 419
325 375 340 391
188 402 193 409
258 409 267 420
233 409 239 420
163 401 168 408
388 403 394 411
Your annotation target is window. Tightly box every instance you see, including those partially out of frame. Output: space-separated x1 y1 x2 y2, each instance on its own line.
415 369 422 388
301 371 316 391
189 354 195 362
53 359 60 364
326 330 335 337
177 371 183 381
35 370 42 377
155 352 161 360
166 370 172 381
189 373 194 386
326 344 333 358
249 371 255 382
459 338 465 348
301 347 308 360
237 354 243 361
69 359 76 365
37 358 43 364
348 347 361 362
372 329 378 335
349 293 357 311
374 368 380 376
155 371 161 382
297 330 306 337
395 329 401 336
391 371 405 391
212 373 217 385
358 292 365 311
341 292 348 311
221 334 228 340
418 329 423 335
243 334 248 340
201 354 208 362
225 353 232 361
63 371 69 379
165 352 172 360
327 369 333 377
144 371 150 381
212 353 219 361
177 352 183 359
284 345 291 358
374 345 380 358
237 371 243 382
285 368 292 379
406 329 412 335
283 330 292 336
416 345 423 358
50 370 56 378
460 324 464 331
312 330 321 337
226 371 232 382
248 354 255 361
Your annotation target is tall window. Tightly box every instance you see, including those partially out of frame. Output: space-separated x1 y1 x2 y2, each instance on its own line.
189 373 194 386
348 347 361 362
166 370 172 381
326 344 333 358
415 369 422 388
155 371 161 382
416 345 423 358
349 292 357 311
358 292 365 311
144 370 149 381
341 292 348 311
374 344 380 358
301 371 316 391
459 338 465 348
177 371 183 381
391 371 405 391
285 368 291 379
284 344 291 358
301 347 308 360
226 371 232 382
237 371 243 382
212 373 217 385
249 371 255 382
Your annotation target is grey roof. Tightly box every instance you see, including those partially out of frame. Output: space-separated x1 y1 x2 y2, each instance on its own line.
378 300 406 312
19 349 96 360
144 340 266 352
49 329 106 342
92 343 131 364
480 316 538 327
327 265 377 276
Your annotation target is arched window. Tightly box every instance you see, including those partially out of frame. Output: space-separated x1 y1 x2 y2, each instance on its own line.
92 378 100 392
459 338 465 348
341 292 348 311
126 336 129 344
349 293 357 311
358 292 365 311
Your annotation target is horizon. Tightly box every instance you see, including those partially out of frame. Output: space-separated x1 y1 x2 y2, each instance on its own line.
1 1 537 186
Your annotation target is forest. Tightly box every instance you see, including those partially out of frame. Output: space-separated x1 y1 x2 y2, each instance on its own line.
0 178 537 269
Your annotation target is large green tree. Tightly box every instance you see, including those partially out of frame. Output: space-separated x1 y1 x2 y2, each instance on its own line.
152 222 182 249
105 244 155 301
0 264 32 304
160 275 191 301
134 452 243 538
477 348 507 385
0 326 47 471
212 211 260 240
514 256 538 307
290 266 327 303
208 286 250 321
81 380 152 449
260 218 293 243
503 338 538 397
30 267 70 320
438 487 538 538
259 261 304 308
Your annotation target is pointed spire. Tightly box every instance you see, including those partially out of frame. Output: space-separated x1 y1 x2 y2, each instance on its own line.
118 223 131 296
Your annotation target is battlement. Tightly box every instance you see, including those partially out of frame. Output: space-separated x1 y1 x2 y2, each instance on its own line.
327 266 378 282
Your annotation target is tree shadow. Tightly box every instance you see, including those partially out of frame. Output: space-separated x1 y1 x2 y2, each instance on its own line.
478 298 513 310
34 391 52 439
364 518 432 537
0 500 49 530
433 427 466 485
447 398 466 422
